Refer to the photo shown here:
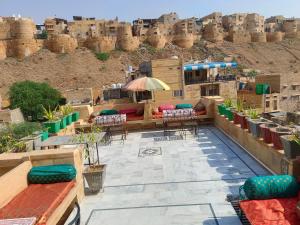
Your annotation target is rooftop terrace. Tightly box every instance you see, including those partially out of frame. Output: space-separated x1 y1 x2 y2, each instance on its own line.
79 126 270 225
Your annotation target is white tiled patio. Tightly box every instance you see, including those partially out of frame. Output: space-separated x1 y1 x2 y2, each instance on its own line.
79 126 270 225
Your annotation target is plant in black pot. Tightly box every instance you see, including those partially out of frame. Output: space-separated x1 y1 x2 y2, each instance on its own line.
281 130 300 159
73 126 106 194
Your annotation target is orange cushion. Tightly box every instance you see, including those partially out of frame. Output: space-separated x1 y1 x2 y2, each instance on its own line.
240 197 300 225
0 181 75 225
195 110 207 116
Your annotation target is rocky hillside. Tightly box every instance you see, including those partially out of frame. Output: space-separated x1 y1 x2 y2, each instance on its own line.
0 40 300 97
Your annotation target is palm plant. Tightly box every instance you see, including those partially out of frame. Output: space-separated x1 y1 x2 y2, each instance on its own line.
291 131 300 145
224 98 233 108
236 99 244 113
42 106 58 121
247 108 259 119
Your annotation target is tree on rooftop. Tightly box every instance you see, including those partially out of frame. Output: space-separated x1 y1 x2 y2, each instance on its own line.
9 81 62 121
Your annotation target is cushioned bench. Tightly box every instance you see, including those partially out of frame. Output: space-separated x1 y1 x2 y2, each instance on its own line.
0 161 79 225
240 194 300 225
0 181 75 224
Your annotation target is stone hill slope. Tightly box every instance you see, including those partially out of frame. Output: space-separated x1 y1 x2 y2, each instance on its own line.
0 40 300 96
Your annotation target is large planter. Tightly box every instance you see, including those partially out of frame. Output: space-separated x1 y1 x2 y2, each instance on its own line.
270 127 293 150
66 114 73 126
224 108 234 121
247 118 270 138
260 123 278 144
83 164 106 194
233 112 240 124
41 131 49 141
218 104 226 115
60 117 67 129
237 113 248 130
72 112 80 122
43 120 61 133
281 135 300 159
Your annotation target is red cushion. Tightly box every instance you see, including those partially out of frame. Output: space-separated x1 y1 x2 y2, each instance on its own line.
126 114 144 121
158 104 175 112
0 181 75 225
195 110 207 116
240 197 300 225
152 112 163 119
119 109 137 115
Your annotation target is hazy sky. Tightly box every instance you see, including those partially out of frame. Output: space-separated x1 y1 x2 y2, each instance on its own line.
0 0 300 23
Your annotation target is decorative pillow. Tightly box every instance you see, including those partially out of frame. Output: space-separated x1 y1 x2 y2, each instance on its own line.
152 108 159 114
158 104 175 112
28 164 77 184
194 102 206 111
297 201 300 219
176 104 193 109
100 109 118 116
240 175 300 200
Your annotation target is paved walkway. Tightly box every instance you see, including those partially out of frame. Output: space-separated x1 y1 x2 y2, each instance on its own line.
79 126 270 225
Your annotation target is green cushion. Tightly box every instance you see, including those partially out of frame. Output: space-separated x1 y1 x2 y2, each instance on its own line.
100 109 119 115
28 164 77 184
240 175 299 200
176 104 193 109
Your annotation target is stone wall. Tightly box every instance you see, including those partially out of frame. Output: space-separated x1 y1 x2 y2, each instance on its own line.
146 26 166 48
84 36 116 53
266 32 283 42
45 34 78 53
251 32 267 42
6 38 40 59
227 30 251 43
202 23 223 43
117 24 140 51
172 33 194 48
0 41 6 60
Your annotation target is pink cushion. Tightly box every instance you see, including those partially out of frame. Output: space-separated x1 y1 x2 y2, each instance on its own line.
158 104 175 112
119 109 137 115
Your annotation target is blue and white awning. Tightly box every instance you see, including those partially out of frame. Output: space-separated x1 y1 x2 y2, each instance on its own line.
184 62 238 71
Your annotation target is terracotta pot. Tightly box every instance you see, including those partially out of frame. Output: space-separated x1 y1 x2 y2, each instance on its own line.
281 135 300 159
270 127 293 150
260 123 278 144
233 112 240 124
238 113 248 130
247 118 270 138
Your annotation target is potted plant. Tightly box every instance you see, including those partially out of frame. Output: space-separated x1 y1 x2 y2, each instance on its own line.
270 126 293 150
65 105 74 125
217 103 226 116
73 126 106 194
42 106 61 133
59 106 69 129
72 110 80 122
233 99 243 125
247 109 270 138
260 123 279 144
281 131 300 159
223 98 234 121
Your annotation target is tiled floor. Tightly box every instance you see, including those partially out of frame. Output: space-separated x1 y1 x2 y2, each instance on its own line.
79 126 270 225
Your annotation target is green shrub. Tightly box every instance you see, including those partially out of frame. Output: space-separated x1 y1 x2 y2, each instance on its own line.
10 122 43 139
9 81 62 121
95 52 110 61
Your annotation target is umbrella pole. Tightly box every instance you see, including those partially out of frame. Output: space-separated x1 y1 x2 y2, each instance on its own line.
133 92 137 103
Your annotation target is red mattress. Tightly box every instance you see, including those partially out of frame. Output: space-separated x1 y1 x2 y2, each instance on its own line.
0 181 75 225
240 196 300 225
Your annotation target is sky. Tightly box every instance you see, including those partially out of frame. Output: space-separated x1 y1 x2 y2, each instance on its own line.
0 0 300 24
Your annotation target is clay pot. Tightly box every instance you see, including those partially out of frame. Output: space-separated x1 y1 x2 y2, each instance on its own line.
247 118 270 138
238 113 248 130
260 123 279 144
270 127 293 150
233 112 240 124
281 135 300 159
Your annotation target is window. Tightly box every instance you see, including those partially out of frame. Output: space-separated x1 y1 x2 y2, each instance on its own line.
273 100 278 110
266 101 270 108
173 90 183 97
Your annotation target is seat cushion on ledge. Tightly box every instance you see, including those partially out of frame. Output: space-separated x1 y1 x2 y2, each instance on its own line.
119 109 137 115
0 181 75 225
240 196 300 225
28 164 76 184
176 104 193 109
100 109 118 116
